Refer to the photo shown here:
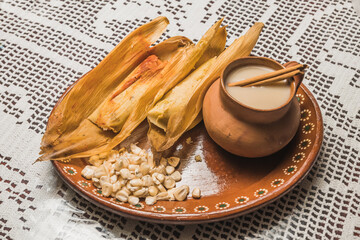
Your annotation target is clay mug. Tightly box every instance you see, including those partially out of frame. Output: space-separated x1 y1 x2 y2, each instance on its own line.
202 56 304 158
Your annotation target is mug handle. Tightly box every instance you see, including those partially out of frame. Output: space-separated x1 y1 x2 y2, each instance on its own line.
283 61 304 92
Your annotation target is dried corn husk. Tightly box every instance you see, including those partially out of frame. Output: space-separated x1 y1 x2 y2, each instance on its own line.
40 16 169 151
147 22 264 151
37 36 192 161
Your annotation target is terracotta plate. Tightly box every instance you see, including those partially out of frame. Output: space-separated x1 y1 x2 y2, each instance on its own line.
53 84 323 224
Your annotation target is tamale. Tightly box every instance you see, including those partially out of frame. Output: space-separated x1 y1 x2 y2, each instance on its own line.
147 25 227 132
42 18 224 160
37 36 192 161
147 22 264 151
88 36 193 132
41 16 169 150
148 58 216 132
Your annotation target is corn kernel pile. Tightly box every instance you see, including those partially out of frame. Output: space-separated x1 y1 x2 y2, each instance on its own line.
81 144 201 206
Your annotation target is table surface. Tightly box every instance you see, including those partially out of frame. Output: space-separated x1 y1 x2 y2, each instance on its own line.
1 0 360 239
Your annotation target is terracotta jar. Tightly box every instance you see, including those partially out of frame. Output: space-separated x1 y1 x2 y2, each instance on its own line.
202 57 304 158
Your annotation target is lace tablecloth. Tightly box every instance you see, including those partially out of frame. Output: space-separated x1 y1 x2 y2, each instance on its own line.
1 0 360 239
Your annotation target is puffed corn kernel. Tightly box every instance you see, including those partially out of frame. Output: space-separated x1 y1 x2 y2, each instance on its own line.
92 181 101 189
110 175 117 184
121 186 131 195
145 196 157 205
174 185 189 201
156 192 170 201
99 176 110 187
165 166 175 175
130 144 142 155
128 196 140 205
192 188 201 199
156 173 165 183
139 163 150 175
147 152 154 168
121 158 129 168
113 160 123 171
116 190 129 202
112 181 122 193
134 169 143 178
157 184 167 192
81 165 96 179
167 157 180 167
129 178 143 187
93 165 108 178
170 171 182 182
126 182 140 192
128 164 139 172
167 188 176 201
119 168 131 179
163 176 176 189
142 175 153 187
152 173 161 185
149 186 159 196
101 182 113 197
133 188 148 197
129 156 142 165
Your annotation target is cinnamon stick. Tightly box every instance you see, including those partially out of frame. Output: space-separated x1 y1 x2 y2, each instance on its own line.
246 70 303 87
227 63 307 87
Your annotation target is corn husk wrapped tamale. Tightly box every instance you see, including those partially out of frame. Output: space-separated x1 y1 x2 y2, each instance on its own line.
38 19 224 161
40 16 169 151
87 36 193 132
147 26 227 132
147 22 264 151
148 58 215 131
37 35 192 161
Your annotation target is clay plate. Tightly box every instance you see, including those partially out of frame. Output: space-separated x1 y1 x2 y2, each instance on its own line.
52 84 323 224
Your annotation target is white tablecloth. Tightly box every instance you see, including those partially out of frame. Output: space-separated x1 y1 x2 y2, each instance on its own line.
1 0 360 239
